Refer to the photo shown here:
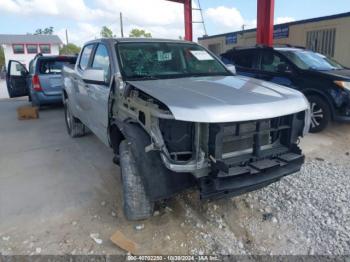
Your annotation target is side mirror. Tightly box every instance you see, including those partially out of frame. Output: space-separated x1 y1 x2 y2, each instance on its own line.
82 69 106 84
226 64 236 75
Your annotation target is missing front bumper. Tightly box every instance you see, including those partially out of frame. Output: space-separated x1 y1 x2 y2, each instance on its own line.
199 153 304 200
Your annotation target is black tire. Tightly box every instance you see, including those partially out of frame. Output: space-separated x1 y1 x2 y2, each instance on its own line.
119 140 154 221
308 95 331 133
64 97 87 138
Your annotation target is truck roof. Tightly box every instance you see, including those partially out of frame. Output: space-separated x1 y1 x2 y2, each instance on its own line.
85 37 196 45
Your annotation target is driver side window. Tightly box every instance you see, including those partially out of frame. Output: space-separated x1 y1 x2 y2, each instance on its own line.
79 44 94 70
92 44 111 83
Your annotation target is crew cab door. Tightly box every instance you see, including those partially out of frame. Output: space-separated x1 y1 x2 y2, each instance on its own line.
74 44 95 125
85 43 111 145
6 60 29 98
256 50 297 88
221 50 260 78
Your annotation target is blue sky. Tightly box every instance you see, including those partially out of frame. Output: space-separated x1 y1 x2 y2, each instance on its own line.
0 0 349 45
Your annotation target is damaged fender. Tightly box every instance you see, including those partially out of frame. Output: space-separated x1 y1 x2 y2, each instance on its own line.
116 121 196 201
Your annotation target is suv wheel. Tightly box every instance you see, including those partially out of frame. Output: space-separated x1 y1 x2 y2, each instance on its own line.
64 98 87 137
308 95 331 133
119 140 154 221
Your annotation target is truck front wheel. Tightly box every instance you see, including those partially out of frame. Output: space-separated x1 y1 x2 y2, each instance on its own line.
119 140 154 221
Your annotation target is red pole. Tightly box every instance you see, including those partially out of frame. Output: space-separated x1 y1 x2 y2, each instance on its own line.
256 0 275 46
166 0 193 41
184 0 193 41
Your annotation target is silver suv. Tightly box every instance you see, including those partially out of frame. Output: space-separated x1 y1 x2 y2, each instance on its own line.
62 38 310 220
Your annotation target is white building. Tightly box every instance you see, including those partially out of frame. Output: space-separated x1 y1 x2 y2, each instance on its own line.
0 34 63 70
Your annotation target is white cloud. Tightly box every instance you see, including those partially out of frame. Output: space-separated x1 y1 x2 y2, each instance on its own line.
275 17 295 24
97 0 184 26
0 0 109 20
205 6 245 33
1 0 20 12
204 6 296 34
56 23 101 45
1 0 190 44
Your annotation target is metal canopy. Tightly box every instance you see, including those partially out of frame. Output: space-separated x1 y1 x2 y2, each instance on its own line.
166 0 275 46
166 0 193 41
257 0 275 46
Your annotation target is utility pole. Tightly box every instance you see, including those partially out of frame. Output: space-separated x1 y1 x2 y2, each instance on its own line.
120 12 124 37
65 29 69 45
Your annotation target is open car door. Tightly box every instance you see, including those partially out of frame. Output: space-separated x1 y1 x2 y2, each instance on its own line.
6 60 29 98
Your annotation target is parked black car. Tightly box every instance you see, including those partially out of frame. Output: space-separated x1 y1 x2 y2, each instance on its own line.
221 46 350 133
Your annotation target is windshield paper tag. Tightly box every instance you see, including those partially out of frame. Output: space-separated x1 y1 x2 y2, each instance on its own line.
190 50 214 61
157 51 172 61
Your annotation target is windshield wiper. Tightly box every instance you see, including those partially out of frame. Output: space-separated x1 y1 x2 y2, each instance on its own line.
190 73 231 77
128 75 160 81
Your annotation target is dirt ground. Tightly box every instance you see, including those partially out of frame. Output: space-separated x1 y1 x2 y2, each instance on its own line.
0 95 349 255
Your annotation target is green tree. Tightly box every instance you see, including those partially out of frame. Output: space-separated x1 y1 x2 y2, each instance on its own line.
34 27 54 35
59 43 81 55
0 46 5 68
100 26 115 38
129 28 152 38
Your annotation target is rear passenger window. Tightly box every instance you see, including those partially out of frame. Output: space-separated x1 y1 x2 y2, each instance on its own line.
79 44 94 70
232 52 256 69
92 44 110 82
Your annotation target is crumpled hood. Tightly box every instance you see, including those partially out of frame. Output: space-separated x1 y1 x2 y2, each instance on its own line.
128 75 309 123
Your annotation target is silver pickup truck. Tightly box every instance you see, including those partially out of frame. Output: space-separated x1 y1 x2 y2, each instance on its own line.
62 38 310 221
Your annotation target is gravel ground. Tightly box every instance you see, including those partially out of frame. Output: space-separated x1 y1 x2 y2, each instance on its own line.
245 159 350 255
170 156 350 255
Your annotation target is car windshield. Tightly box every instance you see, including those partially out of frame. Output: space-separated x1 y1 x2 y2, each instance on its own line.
116 42 231 80
280 50 344 71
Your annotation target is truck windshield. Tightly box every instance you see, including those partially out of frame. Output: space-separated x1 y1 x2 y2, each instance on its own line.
116 42 231 80
280 50 343 71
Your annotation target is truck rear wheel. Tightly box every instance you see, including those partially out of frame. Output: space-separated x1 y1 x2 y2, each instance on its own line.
119 140 154 221
64 98 87 138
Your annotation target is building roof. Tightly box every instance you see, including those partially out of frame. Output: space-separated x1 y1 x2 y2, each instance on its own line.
199 11 350 41
0 34 63 45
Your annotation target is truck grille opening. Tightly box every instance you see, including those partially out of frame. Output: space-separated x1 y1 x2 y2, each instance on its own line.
209 114 294 160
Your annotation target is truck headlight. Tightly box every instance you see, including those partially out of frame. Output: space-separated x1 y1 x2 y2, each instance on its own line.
334 80 350 91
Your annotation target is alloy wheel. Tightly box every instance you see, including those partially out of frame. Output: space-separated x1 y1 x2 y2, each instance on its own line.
310 102 324 128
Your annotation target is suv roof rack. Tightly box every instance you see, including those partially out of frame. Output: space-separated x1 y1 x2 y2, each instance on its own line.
232 44 273 50
223 44 308 55
274 44 306 49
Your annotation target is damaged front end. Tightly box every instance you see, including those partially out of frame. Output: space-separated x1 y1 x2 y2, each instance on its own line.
116 82 310 201
157 112 308 200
